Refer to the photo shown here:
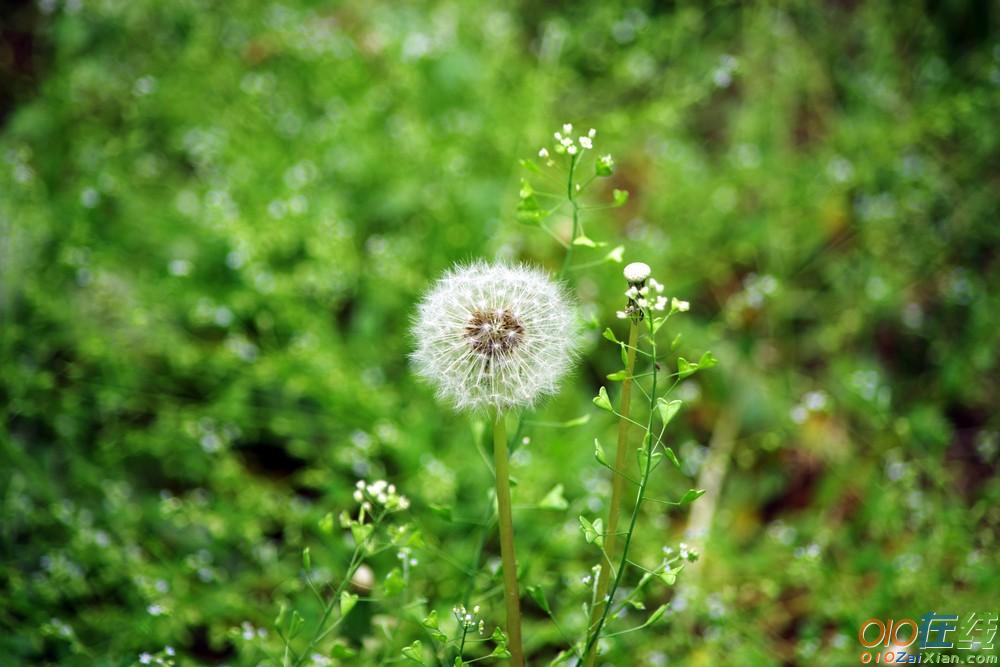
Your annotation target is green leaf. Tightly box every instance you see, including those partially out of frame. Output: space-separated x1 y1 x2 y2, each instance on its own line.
656 398 683 426
660 570 678 586
526 584 552 615
638 449 663 476
560 414 591 427
490 646 512 659
677 357 697 379
548 649 573 666
274 603 286 628
678 489 706 505
647 604 669 626
539 484 568 510
606 369 628 381
627 598 646 610
605 245 625 263
612 189 629 206
401 640 424 664
491 627 507 644
664 447 680 468
454 657 467 667
319 512 335 534
578 516 604 546
382 567 406 596
592 386 613 412
331 641 358 659
519 158 542 174
572 234 597 247
594 439 608 467
340 591 359 617
301 547 311 570
421 610 439 629
602 327 620 344
698 350 718 370
351 522 373 545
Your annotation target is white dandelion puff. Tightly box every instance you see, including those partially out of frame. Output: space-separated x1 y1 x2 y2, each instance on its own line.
411 261 580 412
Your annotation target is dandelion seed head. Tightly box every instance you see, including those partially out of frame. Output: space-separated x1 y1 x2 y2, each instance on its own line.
411 261 579 412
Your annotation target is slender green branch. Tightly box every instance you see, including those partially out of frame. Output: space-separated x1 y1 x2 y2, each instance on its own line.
584 320 638 666
583 310 659 661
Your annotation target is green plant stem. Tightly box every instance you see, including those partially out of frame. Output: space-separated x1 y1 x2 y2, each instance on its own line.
492 412 525 667
291 513 382 667
583 320 639 667
560 154 579 278
583 314 658 661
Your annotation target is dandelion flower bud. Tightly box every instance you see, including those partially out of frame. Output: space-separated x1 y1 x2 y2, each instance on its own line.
623 262 651 284
411 261 580 412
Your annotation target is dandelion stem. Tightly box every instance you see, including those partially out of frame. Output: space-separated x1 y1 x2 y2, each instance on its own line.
583 319 638 667
492 412 525 667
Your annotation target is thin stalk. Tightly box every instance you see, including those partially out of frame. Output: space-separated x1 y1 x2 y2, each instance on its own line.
492 412 525 667
292 515 380 667
559 155 580 278
583 320 639 667
583 313 658 661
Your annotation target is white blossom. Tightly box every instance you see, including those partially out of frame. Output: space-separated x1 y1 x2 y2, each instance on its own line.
623 262 651 284
412 261 580 412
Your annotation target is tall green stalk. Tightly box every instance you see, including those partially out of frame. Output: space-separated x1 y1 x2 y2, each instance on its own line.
583 320 639 667
583 312 660 661
493 412 525 666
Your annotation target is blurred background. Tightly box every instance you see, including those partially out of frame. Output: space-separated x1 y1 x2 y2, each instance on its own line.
2 1 998 665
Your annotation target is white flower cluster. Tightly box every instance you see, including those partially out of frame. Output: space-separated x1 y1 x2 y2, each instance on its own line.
538 123 597 158
452 604 486 635
411 261 580 412
353 479 410 512
662 542 700 562
616 262 691 319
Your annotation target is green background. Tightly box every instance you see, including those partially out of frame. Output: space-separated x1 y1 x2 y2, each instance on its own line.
1 0 998 665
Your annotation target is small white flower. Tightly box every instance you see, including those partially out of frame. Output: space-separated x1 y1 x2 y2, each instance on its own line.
649 278 664 293
579 136 593 149
623 262 651 283
672 298 690 312
554 131 562 141
588 128 597 138
654 296 668 311
567 145 578 155
616 310 627 319
538 147 549 158
139 653 153 665
625 286 639 299
637 298 649 308
412 261 580 412
563 122 573 133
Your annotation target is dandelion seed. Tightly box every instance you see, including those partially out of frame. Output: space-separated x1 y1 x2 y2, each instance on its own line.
411 261 579 412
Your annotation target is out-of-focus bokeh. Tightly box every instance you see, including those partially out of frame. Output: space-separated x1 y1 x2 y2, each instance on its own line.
2 1 998 665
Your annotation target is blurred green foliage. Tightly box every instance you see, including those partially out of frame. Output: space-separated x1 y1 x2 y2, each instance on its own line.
1 0 998 665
